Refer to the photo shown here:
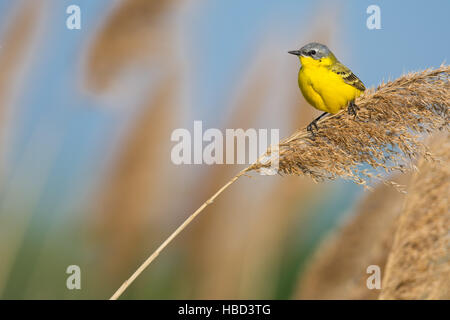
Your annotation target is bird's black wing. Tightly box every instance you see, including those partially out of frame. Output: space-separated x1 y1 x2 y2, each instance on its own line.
330 62 366 91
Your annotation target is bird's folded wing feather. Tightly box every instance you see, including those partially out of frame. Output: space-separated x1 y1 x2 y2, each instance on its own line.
330 62 366 91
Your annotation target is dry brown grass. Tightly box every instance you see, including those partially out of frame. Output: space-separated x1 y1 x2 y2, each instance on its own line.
294 173 410 299
249 66 449 187
294 134 449 300
380 134 449 299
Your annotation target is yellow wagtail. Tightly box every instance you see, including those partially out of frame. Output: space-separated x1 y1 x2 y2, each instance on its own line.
289 42 365 134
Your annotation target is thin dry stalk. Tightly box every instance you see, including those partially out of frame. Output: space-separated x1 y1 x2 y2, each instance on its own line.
183 53 276 298
110 66 449 299
110 169 248 300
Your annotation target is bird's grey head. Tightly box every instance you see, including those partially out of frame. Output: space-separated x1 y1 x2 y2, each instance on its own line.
288 42 332 60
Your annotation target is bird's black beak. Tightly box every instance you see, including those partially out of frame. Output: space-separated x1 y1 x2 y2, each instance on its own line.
288 50 301 56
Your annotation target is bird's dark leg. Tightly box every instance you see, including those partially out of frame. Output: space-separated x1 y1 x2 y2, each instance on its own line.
347 100 360 117
307 112 328 135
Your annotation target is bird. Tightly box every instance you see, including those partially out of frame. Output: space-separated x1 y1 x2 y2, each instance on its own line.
289 42 365 134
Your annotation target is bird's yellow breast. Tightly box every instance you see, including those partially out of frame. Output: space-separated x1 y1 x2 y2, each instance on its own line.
298 56 362 114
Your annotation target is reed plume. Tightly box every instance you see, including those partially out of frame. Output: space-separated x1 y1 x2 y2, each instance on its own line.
110 66 449 299
249 66 449 186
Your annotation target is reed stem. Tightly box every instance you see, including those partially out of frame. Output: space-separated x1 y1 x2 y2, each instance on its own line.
110 168 248 300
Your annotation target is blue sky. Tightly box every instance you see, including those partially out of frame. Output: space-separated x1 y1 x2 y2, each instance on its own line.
187 0 450 115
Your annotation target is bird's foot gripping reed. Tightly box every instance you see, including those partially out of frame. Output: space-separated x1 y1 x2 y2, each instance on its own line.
347 101 360 117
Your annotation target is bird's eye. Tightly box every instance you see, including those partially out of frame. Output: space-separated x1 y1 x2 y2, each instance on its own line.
310 50 316 55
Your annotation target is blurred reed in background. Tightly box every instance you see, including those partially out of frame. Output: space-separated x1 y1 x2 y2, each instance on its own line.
296 133 449 300
0 0 44 172
0 0 46 297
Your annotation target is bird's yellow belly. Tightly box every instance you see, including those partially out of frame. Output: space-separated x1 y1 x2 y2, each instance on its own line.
298 67 362 114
